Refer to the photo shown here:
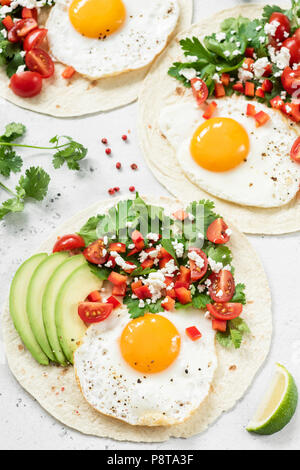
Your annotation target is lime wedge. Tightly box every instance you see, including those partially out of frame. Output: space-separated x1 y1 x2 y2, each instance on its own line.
247 363 298 435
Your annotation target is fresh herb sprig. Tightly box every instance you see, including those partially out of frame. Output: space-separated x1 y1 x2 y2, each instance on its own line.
0 166 50 220
0 123 88 177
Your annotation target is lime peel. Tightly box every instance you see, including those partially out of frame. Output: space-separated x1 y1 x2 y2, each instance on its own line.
247 363 298 435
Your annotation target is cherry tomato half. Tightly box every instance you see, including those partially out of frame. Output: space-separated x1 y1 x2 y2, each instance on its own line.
25 48 55 78
282 36 300 65
208 270 235 303
15 18 38 37
10 71 42 98
207 302 243 321
281 66 300 96
188 248 208 282
78 302 113 324
290 136 300 163
268 12 290 44
23 28 48 51
7 24 21 43
191 78 209 106
53 234 85 253
207 218 230 244
83 239 108 264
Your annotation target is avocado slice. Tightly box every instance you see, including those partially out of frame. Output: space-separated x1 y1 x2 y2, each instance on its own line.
56 263 103 364
26 252 69 363
42 254 86 366
9 253 49 365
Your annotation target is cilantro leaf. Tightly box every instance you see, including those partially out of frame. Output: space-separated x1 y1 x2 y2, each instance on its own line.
207 245 233 267
6 52 25 78
0 196 24 219
77 214 105 245
216 330 232 348
50 136 88 170
160 239 179 265
0 147 23 177
215 317 250 349
89 264 110 281
230 317 251 334
124 297 164 319
192 292 212 309
0 123 26 142
16 167 50 201
231 283 246 304
230 328 243 349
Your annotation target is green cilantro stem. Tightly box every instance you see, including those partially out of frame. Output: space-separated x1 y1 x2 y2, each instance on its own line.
0 180 16 196
0 141 73 151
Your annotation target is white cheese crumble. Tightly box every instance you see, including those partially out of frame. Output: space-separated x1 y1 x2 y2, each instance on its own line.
143 271 166 302
216 32 226 42
171 240 184 258
179 68 197 80
160 259 179 277
264 20 279 37
110 251 136 271
146 233 160 242
253 57 270 78
188 250 205 269
268 46 291 70
238 68 254 82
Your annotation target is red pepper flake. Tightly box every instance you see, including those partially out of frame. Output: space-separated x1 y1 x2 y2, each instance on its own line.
101 138 107 144
105 148 111 155
122 134 127 141
116 162 121 169
114 187 120 192
129 186 135 192
130 163 138 170
108 188 115 195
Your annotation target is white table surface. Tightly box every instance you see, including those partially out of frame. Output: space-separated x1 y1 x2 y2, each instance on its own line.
0 0 299 451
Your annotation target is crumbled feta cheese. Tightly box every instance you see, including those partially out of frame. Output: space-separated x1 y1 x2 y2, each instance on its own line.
179 68 197 80
146 233 160 242
268 45 291 69
16 65 26 74
139 299 145 308
103 236 108 245
256 25 262 31
104 260 113 268
232 49 241 56
1 29 7 38
292 63 300 70
253 57 269 79
212 72 221 83
187 212 195 221
128 243 135 249
192 80 201 90
259 36 266 44
216 32 226 42
264 20 279 37
110 251 136 271
204 311 211 320
215 289 223 298
138 250 149 263
238 68 254 82
160 259 179 277
188 250 205 269
224 50 230 57
171 240 184 258
205 279 211 287
280 90 287 100
208 257 223 273
285 105 292 113
143 271 166 302
225 228 232 236
197 284 206 293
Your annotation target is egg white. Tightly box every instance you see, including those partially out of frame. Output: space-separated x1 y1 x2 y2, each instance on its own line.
159 95 299 208
74 306 217 426
46 0 179 79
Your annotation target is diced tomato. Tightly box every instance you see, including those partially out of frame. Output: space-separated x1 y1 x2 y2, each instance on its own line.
131 280 143 291
203 101 217 119
0 0 12 5
245 82 255 97
83 239 108 264
108 271 128 286
173 209 188 220
2 15 14 31
261 79 273 93
15 18 38 37
254 110 270 127
232 82 244 93
78 302 113 324
159 255 173 269
270 95 284 110
212 318 227 332
62 66 76 79
255 87 265 98
243 58 254 72
53 233 85 253
131 230 144 251
214 82 225 98
282 102 300 123
290 136 300 163
177 266 191 284
87 290 102 302
107 296 121 309
190 78 209 106
245 47 254 58
164 277 176 299
175 287 192 304
133 285 151 300
281 66 300 96
123 262 136 274
186 326 202 341
141 258 154 269
174 280 190 289
127 247 139 256
262 64 272 77
207 302 243 321
246 103 256 117
208 270 235 303
207 218 230 244
162 296 175 311
112 283 127 297
109 242 126 253
25 48 55 79
22 7 38 20
23 28 48 51
221 73 230 86
188 248 208 282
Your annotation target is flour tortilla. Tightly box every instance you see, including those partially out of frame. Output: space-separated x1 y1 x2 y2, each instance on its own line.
2 195 271 442
0 0 192 117
138 3 300 235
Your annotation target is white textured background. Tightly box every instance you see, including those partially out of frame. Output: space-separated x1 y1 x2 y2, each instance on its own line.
0 0 299 450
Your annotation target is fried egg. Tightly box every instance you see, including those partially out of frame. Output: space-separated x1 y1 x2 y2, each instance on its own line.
47 0 179 79
74 307 217 426
159 95 299 208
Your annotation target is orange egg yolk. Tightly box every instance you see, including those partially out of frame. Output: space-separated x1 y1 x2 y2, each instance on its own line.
190 117 250 172
120 314 181 374
69 0 126 39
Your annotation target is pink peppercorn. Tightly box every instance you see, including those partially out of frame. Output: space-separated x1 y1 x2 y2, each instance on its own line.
101 138 107 144
129 186 135 192
131 163 138 170
105 148 111 155
122 134 127 141
116 162 121 169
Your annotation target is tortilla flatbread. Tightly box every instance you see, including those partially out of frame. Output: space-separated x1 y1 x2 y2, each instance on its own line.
138 3 300 235
2 195 272 442
0 0 192 117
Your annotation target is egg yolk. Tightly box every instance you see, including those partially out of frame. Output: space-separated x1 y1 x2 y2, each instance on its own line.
69 0 126 39
120 314 181 374
190 117 250 172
